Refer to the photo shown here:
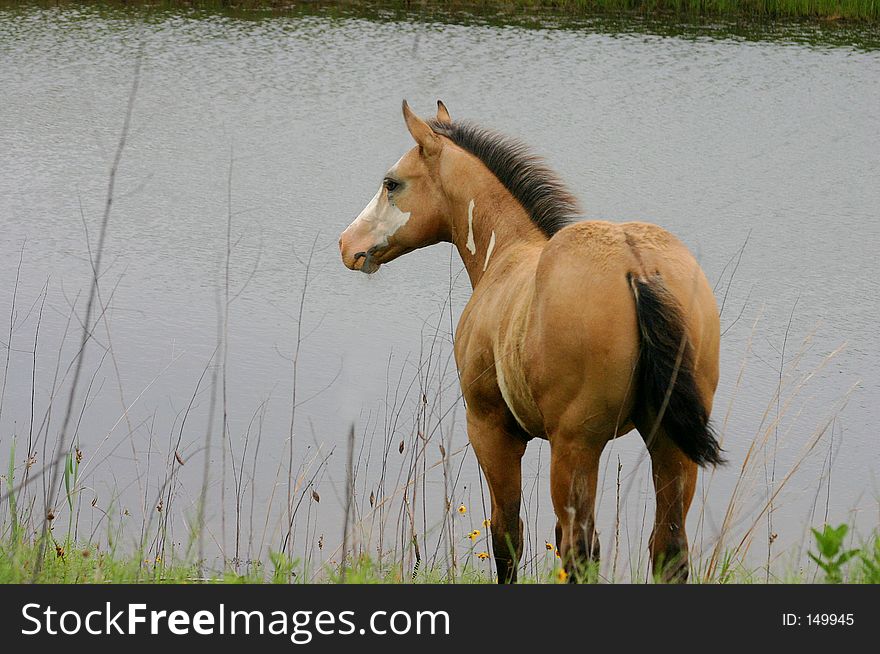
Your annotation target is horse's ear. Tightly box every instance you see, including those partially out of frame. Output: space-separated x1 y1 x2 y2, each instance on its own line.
436 100 451 124
402 100 441 157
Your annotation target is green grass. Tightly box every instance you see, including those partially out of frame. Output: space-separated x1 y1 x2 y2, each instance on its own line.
0 538 249 584
429 0 880 22
525 0 876 21
2 0 879 23
3 527 878 583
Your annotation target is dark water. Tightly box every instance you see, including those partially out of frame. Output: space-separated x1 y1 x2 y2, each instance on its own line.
1 4 878 579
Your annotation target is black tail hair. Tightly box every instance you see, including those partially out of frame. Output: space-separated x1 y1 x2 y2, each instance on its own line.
628 273 724 467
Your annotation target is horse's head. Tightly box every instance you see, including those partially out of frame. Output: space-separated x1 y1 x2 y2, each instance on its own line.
339 100 453 274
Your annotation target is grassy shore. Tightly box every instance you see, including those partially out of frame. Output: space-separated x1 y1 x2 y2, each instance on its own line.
2 0 879 23
465 0 877 21
2 526 878 583
355 0 880 22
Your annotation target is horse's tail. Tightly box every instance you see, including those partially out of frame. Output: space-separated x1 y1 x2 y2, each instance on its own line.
628 272 724 467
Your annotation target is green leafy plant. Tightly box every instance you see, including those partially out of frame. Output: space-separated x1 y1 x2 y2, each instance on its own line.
856 536 880 583
269 550 297 584
809 524 859 583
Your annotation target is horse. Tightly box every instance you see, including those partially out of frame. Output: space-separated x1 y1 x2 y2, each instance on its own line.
339 100 723 583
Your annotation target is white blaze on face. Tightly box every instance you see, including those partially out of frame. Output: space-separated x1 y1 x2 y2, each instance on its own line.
351 185 412 248
465 199 477 255
483 230 496 271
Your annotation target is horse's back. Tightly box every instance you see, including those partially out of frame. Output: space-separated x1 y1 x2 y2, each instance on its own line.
525 220 719 439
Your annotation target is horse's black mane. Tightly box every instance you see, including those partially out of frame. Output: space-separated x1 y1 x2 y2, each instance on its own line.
427 119 580 238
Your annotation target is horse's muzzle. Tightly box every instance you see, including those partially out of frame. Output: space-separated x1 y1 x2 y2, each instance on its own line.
339 233 381 274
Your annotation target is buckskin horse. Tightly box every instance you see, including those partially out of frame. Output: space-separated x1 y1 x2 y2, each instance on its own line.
339 101 723 583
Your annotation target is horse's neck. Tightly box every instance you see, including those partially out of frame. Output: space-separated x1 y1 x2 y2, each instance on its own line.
448 186 547 289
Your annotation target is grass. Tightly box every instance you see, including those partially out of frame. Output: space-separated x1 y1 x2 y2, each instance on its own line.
505 0 878 21
3 526 879 583
1 0 879 23
395 0 880 22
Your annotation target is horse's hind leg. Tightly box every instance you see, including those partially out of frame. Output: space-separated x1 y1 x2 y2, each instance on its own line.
467 412 527 583
641 426 698 583
549 438 602 581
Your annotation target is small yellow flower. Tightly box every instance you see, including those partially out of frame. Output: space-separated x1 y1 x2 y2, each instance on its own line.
482 518 491 528
457 504 467 515
556 568 569 583
545 541 553 551
468 529 480 541
556 549 561 558
477 551 489 560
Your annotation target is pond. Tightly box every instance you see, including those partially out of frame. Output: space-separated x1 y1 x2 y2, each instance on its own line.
1 3 878 580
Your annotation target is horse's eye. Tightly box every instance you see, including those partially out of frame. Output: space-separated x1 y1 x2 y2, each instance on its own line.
383 178 400 193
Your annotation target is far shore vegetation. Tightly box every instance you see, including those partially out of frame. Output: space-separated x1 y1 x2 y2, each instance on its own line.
1 0 879 23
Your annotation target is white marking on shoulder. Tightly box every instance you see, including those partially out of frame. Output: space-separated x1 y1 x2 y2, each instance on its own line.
483 230 496 271
466 199 476 255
